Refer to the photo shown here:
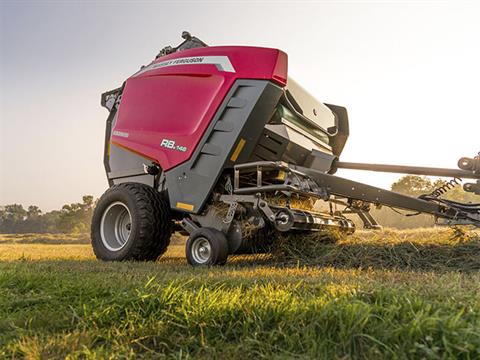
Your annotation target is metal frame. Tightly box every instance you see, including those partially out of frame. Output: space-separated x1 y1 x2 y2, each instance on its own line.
233 161 480 227
234 161 328 199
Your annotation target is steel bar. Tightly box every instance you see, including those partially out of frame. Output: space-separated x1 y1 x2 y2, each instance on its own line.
335 161 480 180
295 165 456 217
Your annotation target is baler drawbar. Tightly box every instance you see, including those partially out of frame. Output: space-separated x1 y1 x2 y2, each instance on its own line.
91 32 480 266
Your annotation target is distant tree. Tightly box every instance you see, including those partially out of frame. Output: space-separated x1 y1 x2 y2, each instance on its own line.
40 210 62 233
2 204 27 222
27 205 42 218
22 205 44 233
57 196 95 233
391 176 435 197
0 204 27 233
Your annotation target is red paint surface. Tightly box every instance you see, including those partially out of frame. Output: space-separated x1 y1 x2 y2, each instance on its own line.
112 46 288 170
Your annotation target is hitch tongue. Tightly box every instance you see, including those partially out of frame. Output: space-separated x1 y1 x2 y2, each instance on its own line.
458 152 480 194
463 181 480 195
458 152 480 174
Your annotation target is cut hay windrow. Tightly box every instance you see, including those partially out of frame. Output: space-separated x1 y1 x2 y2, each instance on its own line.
267 228 480 272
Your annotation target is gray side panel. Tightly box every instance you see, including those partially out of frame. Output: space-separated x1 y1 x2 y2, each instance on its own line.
165 80 283 214
107 143 156 186
102 86 124 187
112 174 154 187
103 110 116 187
108 143 147 179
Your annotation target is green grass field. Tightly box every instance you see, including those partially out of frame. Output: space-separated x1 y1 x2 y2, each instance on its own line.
1 229 479 359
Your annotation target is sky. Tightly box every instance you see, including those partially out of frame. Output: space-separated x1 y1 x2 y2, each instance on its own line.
1 1 479 211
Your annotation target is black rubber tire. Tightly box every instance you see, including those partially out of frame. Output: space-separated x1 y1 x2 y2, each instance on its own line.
91 183 173 261
186 228 229 266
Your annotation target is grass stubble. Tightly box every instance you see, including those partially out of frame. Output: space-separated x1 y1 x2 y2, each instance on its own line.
0 228 479 359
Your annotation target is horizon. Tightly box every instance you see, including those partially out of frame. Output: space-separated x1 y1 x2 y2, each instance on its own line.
1 1 479 211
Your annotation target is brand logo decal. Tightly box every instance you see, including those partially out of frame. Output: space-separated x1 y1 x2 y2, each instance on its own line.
112 130 129 138
160 138 187 152
135 55 235 77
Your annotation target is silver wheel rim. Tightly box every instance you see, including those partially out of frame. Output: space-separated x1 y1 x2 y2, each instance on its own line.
191 237 212 264
100 201 132 252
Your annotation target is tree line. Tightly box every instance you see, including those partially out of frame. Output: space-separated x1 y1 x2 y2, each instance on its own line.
0 196 94 234
1 176 478 233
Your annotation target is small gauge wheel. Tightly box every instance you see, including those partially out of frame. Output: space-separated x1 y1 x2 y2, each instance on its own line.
274 209 295 232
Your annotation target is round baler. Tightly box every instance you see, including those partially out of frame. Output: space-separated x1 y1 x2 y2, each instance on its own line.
91 32 480 266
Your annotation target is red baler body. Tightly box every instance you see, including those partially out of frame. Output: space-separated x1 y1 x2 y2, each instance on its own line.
112 46 288 170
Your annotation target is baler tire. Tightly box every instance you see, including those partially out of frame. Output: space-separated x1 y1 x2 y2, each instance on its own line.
186 228 229 266
91 183 173 261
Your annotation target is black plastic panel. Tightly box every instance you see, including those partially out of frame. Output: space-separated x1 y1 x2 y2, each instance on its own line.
165 80 283 214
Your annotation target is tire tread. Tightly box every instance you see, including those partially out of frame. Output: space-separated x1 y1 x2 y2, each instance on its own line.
91 183 172 261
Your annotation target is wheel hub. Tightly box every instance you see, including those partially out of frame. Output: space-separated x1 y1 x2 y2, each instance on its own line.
191 237 212 264
100 201 132 252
